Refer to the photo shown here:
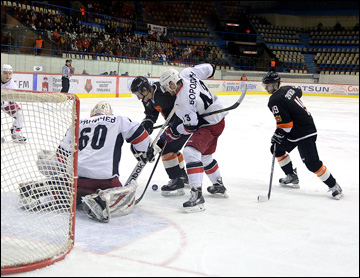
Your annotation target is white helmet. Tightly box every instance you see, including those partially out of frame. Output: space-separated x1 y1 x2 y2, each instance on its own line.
159 69 181 91
90 101 113 117
1 64 13 73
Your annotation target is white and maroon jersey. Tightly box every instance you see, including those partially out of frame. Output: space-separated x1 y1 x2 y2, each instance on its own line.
1 78 18 109
75 114 149 179
174 63 228 135
1 78 17 89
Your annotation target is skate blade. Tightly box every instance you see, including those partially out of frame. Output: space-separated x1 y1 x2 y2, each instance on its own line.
280 183 300 189
208 191 229 198
184 204 206 213
333 193 344 200
161 189 185 197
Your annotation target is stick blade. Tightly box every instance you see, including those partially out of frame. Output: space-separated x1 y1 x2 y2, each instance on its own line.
257 195 269 202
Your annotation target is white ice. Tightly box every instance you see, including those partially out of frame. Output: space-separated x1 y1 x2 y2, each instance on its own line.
5 94 359 277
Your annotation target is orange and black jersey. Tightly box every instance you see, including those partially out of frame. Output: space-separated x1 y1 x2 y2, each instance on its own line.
142 82 182 130
268 86 317 142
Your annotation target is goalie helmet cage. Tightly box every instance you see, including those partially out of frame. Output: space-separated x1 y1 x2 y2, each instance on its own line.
1 89 80 275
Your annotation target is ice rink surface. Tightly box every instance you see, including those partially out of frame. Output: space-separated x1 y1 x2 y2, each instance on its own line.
5 93 359 277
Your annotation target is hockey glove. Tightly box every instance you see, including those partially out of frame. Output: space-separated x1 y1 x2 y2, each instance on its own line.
141 119 154 135
271 128 286 145
146 139 162 163
161 126 180 143
130 144 148 163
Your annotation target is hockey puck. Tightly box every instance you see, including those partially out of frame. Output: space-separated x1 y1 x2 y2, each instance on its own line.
152 184 158 191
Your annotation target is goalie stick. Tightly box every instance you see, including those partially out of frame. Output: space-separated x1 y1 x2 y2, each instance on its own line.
258 144 276 202
150 84 247 130
123 104 179 187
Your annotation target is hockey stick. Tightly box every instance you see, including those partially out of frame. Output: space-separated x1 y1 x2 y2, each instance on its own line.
150 84 247 131
135 147 164 205
258 144 276 202
202 83 247 117
124 104 178 187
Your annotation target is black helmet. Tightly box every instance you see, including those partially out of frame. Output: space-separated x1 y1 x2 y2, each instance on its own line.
130 76 151 95
262 71 280 84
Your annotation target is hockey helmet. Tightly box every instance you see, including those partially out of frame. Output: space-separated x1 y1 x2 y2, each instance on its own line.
159 69 181 92
130 76 151 96
262 71 280 85
90 101 113 117
1 64 13 73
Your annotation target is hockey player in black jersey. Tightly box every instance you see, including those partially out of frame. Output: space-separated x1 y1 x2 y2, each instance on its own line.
130 76 190 196
263 71 343 200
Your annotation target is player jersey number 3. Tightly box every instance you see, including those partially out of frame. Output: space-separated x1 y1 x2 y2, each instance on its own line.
79 125 108 151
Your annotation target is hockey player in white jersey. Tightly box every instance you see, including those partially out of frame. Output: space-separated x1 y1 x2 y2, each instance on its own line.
19 101 157 222
1 64 27 143
159 63 229 212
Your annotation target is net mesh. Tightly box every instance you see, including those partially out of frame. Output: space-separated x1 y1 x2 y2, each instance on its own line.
1 90 79 273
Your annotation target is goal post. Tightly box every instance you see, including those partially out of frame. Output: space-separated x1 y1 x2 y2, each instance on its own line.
1 89 80 275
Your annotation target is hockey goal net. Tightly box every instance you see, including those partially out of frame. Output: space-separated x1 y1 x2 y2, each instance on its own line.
1 89 80 275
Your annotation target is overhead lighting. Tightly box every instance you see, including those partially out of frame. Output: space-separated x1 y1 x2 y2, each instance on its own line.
226 23 239 27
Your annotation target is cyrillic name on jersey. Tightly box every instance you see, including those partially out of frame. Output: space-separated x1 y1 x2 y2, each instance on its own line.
81 116 116 125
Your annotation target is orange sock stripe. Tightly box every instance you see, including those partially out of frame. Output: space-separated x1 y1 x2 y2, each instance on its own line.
177 152 184 163
187 167 204 175
205 164 219 175
315 165 327 177
161 153 178 161
276 154 288 162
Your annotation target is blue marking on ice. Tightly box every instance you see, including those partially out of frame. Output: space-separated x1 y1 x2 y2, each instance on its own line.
74 208 170 253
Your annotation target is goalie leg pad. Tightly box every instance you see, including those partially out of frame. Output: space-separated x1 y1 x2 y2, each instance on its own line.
19 178 70 210
82 194 110 223
82 180 138 222
99 180 137 218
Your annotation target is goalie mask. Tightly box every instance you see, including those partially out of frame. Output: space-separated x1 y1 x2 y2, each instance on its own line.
90 101 113 117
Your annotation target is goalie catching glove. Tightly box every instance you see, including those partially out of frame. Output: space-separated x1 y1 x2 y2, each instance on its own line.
130 139 162 163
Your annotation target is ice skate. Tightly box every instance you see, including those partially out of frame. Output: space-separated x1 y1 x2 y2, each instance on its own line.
161 177 185 196
11 128 27 143
279 168 299 188
207 177 229 198
328 183 344 200
183 187 205 212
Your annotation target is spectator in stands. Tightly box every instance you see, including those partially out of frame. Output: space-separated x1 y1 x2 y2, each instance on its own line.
110 71 114 75
354 23 359 31
121 71 129 76
315 22 323 31
241 74 247 81
82 36 90 52
82 69 89 75
34 35 43 56
113 71 118 76
37 10 44 24
52 29 61 43
334 22 342 31
270 59 276 71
